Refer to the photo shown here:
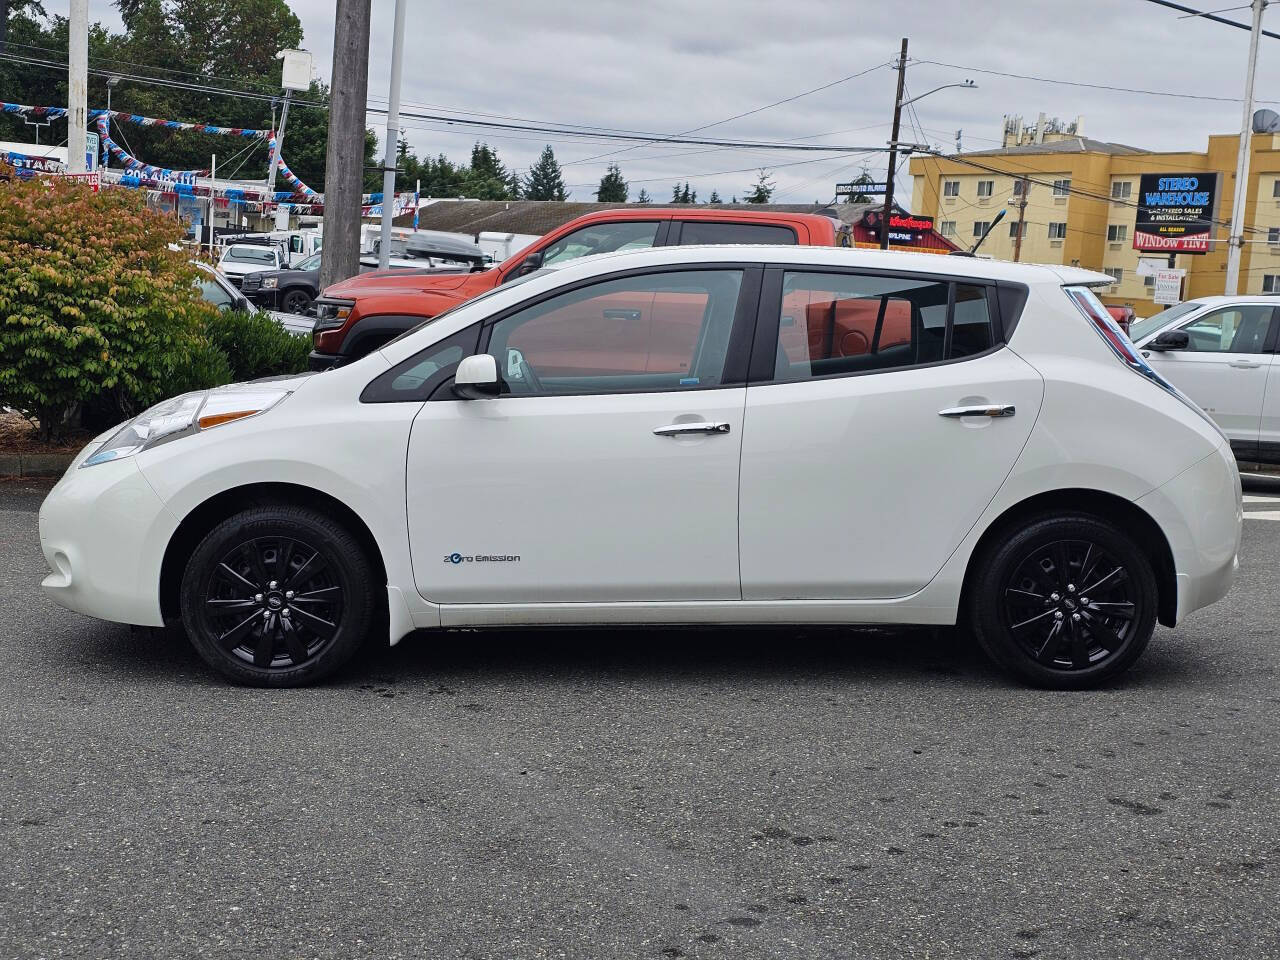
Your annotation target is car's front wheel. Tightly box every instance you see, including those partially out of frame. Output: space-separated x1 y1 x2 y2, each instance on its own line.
968 514 1157 689
179 505 376 686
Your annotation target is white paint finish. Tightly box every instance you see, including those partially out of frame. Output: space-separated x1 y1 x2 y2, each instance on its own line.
407 389 746 603
738 349 1043 600
1259 361 1280 456
1145 350 1271 448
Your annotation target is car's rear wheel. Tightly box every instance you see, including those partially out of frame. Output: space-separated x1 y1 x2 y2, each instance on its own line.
281 289 313 314
179 505 375 687
968 514 1157 689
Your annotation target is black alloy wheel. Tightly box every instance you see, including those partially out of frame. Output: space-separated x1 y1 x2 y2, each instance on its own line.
969 514 1157 689
281 289 313 314
180 505 375 686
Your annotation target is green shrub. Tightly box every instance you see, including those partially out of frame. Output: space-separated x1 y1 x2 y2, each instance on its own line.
204 309 312 382
0 177 222 441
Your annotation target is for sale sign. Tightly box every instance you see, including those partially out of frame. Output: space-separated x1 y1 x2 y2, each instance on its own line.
1153 268 1185 305
1133 173 1217 254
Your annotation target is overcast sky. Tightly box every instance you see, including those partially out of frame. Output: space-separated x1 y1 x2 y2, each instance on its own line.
46 0 1280 202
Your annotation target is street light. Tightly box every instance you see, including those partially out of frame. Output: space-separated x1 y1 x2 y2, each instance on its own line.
105 76 120 171
880 42 976 251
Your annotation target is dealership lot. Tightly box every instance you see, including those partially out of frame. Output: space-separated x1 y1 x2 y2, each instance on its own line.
1 479 1277 960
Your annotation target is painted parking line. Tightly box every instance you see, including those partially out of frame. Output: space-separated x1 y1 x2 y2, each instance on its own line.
1243 493 1280 520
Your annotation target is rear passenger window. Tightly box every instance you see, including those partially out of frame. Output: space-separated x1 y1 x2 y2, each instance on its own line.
773 272 995 381
679 222 797 246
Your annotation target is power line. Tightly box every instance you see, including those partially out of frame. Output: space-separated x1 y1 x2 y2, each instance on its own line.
1140 0 1280 39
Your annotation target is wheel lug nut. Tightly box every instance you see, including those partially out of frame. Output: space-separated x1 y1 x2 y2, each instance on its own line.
255 593 263 602
1067 583 1076 593
262 610 271 619
1080 597 1089 605
1054 610 1064 620
1050 592 1061 602
1071 613 1081 621
285 590 294 600
268 581 278 590
282 608 291 618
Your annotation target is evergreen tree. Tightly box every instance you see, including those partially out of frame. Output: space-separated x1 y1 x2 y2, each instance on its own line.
523 145 568 201
671 183 683 203
707 190 721 203
595 163 628 202
684 183 697 203
744 169 776 204
635 188 651 204
462 142 511 199
505 169 523 199
730 195 738 203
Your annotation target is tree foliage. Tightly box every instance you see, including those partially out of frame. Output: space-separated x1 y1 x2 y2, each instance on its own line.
634 188 650 204
744 169 776 204
523 145 568 201
0 177 221 440
595 163 628 202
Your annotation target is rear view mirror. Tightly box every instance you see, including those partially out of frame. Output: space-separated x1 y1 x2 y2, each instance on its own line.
1147 329 1189 351
452 354 503 399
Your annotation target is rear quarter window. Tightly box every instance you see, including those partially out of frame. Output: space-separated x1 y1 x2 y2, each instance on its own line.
678 221 797 246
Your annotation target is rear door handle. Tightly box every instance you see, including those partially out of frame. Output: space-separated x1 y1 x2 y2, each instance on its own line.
1229 360 1262 369
603 309 643 322
938 404 1016 419
654 422 731 437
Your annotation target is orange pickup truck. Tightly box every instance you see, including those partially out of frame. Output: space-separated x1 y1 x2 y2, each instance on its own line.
309 207 849 368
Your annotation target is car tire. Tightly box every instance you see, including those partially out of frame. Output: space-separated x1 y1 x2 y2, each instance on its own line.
968 513 1157 689
179 504 376 687
281 289 313 314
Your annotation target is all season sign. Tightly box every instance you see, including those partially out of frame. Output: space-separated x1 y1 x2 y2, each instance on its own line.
1133 172 1218 254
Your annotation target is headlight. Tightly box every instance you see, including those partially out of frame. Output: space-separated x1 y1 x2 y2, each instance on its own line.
82 387 291 467
261 277 278 289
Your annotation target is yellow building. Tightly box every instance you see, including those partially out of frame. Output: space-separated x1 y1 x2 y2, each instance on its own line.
909 132 1280 316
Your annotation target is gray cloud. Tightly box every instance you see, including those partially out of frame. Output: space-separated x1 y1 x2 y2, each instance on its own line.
54 0 1280 203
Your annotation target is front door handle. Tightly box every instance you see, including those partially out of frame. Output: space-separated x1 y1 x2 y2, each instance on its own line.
938 404 1016 419
1229 360 1262 369
654 422 731 437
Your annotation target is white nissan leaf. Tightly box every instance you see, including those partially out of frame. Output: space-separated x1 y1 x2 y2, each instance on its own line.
38 247 1241 689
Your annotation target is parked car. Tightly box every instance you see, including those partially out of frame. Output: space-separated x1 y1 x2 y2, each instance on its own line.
1130 295 1280 471
217 242 285 288
39 247 1239 689
1105 303 1135 335
195 262 312 336
308 207 850 369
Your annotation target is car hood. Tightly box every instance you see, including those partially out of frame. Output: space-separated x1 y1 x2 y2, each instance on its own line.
325 268 490 297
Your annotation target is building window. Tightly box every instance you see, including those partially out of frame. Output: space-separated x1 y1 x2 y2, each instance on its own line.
1269 227 1280 244
1012 180 1028 197
1008 221 1026 238
1052 178 1071 196
976 180 994 198
1104 267 1123 285
973 221 992 238
1048 222 1067 240
1144 275 1155 288
940 220 957 237
1265 275 1280 293
1273 180 1280 198
943 180 960 197
1107 224 1128 243
1111 181 1132 201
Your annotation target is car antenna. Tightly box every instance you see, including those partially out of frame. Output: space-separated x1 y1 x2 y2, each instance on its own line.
952 208 1007 257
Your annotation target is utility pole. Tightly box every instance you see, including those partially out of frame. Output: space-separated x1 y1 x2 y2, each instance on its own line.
265 89 292 199
319 0 372 290
104 76 119 171
1012 177 1029 262
880 37 909 250
1225 0 1267 295
67 0 88 173
378 0 407 269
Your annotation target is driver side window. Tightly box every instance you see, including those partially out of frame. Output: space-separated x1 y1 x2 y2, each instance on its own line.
540 221 661 266
485 269 745 396
1179 305 1275 353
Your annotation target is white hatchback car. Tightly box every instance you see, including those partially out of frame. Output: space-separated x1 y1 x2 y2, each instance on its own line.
1129 296 1280 472
39 247 1241 689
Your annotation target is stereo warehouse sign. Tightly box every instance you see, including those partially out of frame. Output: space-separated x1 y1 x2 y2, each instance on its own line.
1133 172 1219 254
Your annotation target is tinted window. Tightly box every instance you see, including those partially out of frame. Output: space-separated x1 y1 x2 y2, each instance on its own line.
1129 300 1204 342
361 325 481 402
541 221 661 266
197 277 234 310
297 253 323 271
223 246 276 264
485 269 744 396
678 221 796 246
773 272 993 380
1179 305 1274 354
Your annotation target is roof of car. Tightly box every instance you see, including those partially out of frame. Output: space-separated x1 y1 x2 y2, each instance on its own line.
539 245 1113 286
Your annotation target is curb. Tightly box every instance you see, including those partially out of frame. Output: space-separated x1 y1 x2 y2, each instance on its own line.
0 452 75 478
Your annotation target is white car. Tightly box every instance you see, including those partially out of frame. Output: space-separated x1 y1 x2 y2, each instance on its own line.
1129 296 1280 472
194 262 313 336
217 243 285 288
38 247 1241 689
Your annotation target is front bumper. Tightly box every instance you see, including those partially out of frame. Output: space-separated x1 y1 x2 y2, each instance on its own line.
308 349 343 370
243 285 278 309
1136 439 1242 625
38 452 177 627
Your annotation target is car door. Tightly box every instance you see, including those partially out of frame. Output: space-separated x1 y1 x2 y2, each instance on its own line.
405 265 758 605
738 268 1044 600
1141 304 1276 463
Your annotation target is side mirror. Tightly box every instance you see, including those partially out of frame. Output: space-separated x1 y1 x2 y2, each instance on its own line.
452 354 503 399
514 251 543 277
1147 329 1189 352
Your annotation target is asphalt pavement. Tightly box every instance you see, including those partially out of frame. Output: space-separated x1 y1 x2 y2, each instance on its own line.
1 477 1278 960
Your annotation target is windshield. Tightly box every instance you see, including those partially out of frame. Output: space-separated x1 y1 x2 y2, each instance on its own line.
223 246 277 265
1129 300 1205 342
297 252 323 271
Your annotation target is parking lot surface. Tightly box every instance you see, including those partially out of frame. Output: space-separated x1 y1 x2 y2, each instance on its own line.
2 478 1278 960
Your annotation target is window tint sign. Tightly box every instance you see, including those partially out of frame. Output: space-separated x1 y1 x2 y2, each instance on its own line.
1133 173 1217 254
